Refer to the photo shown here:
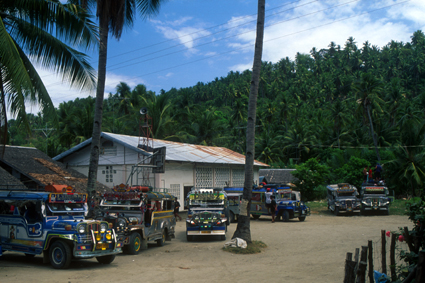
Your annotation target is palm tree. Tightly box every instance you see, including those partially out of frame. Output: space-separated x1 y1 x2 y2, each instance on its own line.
353 72 385 162
0 0 97 153
78 0 163 202
232 0 265 243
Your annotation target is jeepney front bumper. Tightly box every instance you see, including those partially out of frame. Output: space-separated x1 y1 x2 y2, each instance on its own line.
74 245 122 258
361 197 390 210
186 220 226 236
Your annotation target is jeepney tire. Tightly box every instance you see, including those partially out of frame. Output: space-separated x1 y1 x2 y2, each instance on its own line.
298 216 306 222
157 230 166 247
49 240 72 269
127 232 142 255
282 210 290 222
96 255 115 264
229 211 235 223
334 207 340 216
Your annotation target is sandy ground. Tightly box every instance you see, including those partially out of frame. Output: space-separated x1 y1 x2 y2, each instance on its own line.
0 212 411 283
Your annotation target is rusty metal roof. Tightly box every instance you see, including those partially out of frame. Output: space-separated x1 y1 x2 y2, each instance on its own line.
54 132 269 167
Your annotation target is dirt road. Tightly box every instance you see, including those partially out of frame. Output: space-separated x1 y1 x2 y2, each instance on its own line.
0 212 411 283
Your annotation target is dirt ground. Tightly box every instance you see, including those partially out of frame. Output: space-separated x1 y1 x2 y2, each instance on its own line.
0 212 411 283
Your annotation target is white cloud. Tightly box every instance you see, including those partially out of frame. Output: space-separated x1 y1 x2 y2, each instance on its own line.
15 68 145 116
227 0 417 65
153 18 211 51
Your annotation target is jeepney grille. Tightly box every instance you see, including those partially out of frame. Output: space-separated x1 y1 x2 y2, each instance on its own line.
346 200 352 207
76 233 93 243
89 223 99 232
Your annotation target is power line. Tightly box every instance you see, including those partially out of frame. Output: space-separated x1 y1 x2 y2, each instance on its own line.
45 0 410 103
42 0 348 90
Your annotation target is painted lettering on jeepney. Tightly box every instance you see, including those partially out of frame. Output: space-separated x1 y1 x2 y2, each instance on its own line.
49 193 87 203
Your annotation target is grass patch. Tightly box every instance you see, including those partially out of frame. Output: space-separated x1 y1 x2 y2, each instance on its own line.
306 200 328 215
306 199 411 216
222 240 267 254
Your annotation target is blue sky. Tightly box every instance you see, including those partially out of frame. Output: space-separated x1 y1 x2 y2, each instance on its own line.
27 0 425 114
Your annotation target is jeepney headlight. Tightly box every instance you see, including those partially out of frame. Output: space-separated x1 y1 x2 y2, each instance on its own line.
100 223 108 232
78 224 87 234
118 218 126 228
128 217 138 225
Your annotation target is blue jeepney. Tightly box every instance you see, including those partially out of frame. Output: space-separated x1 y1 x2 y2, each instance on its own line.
186 188 228 241
0 186 122 268
224 185 310 222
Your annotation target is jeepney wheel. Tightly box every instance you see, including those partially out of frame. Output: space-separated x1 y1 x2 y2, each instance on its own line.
251 214 260 220
49 240 72 269
96 255 115 264
157 230 166 247
127 232 142 255
385 205 390 215
298 216 306 222
229 211 235 223
282 210 290 222
186 234 193 242
334 207 340 216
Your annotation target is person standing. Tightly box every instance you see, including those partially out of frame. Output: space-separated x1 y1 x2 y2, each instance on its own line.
375 163 382 180
265 188 273 214
363 167 368 183
174 197 182 221
368 167 373 182
270 195 277 223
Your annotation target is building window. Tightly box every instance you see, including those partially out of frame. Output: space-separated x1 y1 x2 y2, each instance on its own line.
232 169 245 187
215 167 230 188
169 184 180 199
195 167 213 188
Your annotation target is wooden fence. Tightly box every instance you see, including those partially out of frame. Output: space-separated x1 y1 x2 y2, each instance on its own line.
344 228 425 283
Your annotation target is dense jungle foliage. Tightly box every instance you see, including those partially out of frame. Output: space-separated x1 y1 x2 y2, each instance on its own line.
8 31 425 199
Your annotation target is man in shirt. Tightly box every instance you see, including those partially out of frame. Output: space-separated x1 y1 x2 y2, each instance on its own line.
265 188 273 214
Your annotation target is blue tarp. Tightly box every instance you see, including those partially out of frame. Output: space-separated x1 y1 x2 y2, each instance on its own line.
374 271 389 283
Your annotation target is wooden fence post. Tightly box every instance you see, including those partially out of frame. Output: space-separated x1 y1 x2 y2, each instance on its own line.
368 240 373 283
390 232 397 281
344 252 356 283
416 250 425 283
381 230 387 275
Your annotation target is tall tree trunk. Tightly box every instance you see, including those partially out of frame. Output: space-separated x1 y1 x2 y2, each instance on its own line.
366 103 381 162
86 16 109 216
232 0 265 243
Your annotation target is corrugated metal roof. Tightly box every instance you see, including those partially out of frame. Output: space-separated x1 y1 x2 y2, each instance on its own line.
54 132 268 167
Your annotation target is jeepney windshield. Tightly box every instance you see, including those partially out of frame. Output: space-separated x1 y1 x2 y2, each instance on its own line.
277 192 292 200
100 199 142 211
337 191 356 197
46 203 85 216
363 187 386 195
188 192 225 207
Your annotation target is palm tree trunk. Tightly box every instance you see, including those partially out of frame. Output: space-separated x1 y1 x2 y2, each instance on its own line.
87 15 109 216
232 0 265 243
366 104 381 162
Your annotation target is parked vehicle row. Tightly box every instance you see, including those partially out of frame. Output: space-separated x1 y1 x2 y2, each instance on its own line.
224 184 310 222
0 181 389 269
327 182 391 216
